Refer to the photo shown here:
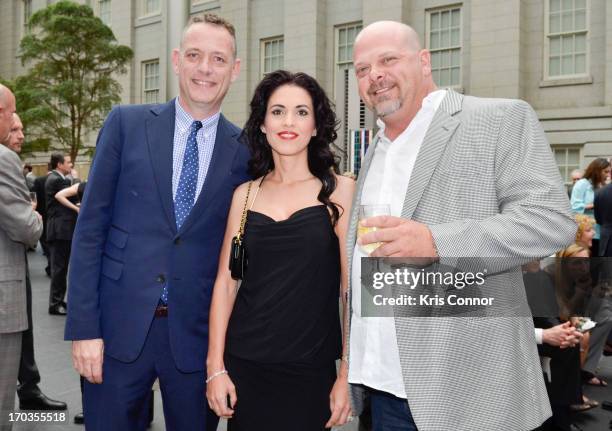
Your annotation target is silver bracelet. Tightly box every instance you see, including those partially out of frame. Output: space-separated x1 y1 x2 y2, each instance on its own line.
206 369 228 383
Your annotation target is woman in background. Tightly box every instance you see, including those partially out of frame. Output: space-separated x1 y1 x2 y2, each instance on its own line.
54 181 87 214
574 214 594 250
571 158 610 256
206 70 354 430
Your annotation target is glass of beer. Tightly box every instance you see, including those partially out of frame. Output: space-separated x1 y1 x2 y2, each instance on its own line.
358 204 390 255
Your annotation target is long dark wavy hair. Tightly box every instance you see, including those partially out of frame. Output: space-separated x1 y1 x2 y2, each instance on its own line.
242 70 342 225
583 157 610 189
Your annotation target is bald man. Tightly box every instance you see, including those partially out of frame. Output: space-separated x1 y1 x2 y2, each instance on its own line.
0 84 15 142
5 113 24 153
0 84 43 430
346 21 576 431
1 112 69 413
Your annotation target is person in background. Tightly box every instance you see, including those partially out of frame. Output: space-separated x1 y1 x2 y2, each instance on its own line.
595 178 612 257
33 165 51 276
54 181 86 214
55 180 88 425
571 157 610 256
23 164 35 191
568 169 583 198
45 152 74 315
0 83 44 430
575 214 595 251
1 111 68 412
4 113 24 153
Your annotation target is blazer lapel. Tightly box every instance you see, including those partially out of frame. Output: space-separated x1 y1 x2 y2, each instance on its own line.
145 100 177 234
346 135 380 298
177 114 240 236
400 90 463 220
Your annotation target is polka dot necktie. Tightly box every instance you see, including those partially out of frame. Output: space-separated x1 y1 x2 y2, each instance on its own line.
161 120 202 305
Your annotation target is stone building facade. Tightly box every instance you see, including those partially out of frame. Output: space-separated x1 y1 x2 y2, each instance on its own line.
1 0 611 185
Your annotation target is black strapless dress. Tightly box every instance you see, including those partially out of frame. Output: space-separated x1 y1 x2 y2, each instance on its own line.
225 205 342 431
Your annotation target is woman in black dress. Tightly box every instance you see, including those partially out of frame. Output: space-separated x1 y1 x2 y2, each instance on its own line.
206 70 354 430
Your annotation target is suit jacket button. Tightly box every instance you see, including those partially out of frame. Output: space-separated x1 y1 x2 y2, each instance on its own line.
156 275 165 283
174 238 181 245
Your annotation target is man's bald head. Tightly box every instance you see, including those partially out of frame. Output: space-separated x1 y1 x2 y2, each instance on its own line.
352 20 437 137
0 84 16 144
355 21 422 53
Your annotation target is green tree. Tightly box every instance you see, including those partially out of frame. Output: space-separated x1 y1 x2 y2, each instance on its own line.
16 0 132 161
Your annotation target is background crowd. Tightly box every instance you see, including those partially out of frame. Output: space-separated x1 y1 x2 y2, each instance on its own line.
0 13 611 431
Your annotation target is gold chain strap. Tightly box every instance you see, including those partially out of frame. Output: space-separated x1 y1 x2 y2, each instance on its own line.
235 181 253 244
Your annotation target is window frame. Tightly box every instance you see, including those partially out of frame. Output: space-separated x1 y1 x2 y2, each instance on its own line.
141 0 162 18
425 4 463 89
552 145 582 187
142 59 161 104
97 0 112 26
21 0 32 36
335 22 362 67
543 0 590 81
260 36 285 77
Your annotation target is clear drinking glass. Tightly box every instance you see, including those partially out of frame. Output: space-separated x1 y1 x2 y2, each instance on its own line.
358 204 390 255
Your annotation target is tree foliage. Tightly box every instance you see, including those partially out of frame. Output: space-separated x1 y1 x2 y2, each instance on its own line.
15 0 132 161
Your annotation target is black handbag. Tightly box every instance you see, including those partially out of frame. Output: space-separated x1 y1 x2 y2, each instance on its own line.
229 181 252 280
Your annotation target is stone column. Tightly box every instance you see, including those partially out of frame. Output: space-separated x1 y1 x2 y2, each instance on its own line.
166 0 190 100
470 0 522 98
362 0 410 26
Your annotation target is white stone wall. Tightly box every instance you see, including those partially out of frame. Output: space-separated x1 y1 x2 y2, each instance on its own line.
1 0 612 171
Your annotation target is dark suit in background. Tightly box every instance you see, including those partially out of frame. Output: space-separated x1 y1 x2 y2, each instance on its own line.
595 183 612 257
45 171 77 311
0 144 43 428
33 174 50 264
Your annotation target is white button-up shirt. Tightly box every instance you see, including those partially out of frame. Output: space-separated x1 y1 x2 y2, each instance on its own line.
348 90 447 398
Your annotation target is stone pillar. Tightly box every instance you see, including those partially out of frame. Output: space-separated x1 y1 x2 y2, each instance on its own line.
284 0 327 83
166 0 189 100
469 0 522 98
605 0 612 105
362 0 410 26
218 0 250 126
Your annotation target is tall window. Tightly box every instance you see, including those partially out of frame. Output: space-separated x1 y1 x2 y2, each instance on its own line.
261 37 284 76
144 0 161 16
546 0 588 78
142 60 160 104
99 0 111 26
336 23 361 66
23 0 32 29
553 147 581 186
427 6 462 88
335 23 363 172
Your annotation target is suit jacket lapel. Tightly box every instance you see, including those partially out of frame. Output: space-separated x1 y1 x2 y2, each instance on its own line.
177 114 240 236
400 90 463 220
146 100 177 234
346 135 380 299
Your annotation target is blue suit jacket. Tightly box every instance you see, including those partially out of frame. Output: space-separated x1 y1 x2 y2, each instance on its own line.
64 100 250 372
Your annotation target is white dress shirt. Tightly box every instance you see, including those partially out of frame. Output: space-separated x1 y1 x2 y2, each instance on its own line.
172 97 220 201
348 90 447 399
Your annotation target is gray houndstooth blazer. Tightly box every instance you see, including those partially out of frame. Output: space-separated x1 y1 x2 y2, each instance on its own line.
0 144 42 334
346 90 577 431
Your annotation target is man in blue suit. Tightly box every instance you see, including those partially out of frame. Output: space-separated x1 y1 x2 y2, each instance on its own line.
64 13 250 430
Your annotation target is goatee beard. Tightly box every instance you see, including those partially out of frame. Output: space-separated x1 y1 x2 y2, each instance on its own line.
375 99 402 118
